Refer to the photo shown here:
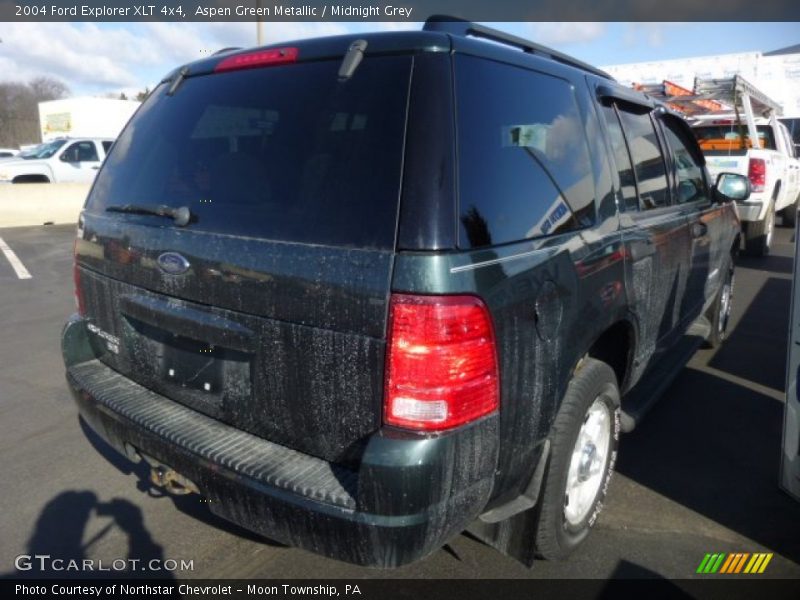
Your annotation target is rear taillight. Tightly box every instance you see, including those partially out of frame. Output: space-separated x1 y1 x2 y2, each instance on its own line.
73 239 84 316
384 294 499 431
748 158 766 193
214 47 299 73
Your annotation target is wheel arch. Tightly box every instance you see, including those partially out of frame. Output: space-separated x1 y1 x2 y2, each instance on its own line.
581 319 637 393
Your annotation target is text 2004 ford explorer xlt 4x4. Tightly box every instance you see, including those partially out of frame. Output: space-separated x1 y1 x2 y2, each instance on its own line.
62 18 751 567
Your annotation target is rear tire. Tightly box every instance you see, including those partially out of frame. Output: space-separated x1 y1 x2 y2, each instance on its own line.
704 261 735 349
533 358 620 560
782 194 799 228
743 200 774 257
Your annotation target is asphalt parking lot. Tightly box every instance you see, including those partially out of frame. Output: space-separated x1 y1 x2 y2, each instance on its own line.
0 223 799 581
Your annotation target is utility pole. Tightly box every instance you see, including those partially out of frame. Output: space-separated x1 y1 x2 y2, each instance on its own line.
256 0 264 45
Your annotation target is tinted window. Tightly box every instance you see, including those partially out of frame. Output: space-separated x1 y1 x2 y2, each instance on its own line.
87 57 411 249
63 141 99 162
617 109 670 210
102 141 113 154
662 117 709 205
600 104 638 212
455 56 594 249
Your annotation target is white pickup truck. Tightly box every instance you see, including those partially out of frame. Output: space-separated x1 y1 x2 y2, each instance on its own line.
693 115 800 255
0 137 114 185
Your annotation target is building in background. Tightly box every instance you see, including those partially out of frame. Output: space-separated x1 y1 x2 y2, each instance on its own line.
38 97 140 142
602 43 800 118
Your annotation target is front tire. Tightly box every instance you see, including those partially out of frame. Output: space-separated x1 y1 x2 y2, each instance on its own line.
533 358 620 560
705 262 735 349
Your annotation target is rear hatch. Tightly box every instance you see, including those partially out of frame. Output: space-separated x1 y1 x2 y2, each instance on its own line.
75 50 412 463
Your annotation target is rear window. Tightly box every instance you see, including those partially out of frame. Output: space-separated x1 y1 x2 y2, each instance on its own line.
693 124 777 155
87 56 411 249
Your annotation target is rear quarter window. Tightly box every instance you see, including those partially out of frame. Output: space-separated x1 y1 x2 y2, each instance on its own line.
454 55 595 249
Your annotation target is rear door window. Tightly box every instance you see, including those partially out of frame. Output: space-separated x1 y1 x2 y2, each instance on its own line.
600 104 639 212
454 55 595 249
87 56 412 250
617 108 670 210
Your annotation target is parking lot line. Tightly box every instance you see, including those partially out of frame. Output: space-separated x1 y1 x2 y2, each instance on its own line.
0 236 32 279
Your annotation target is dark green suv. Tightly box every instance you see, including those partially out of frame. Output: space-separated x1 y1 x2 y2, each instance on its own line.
62 17 748 567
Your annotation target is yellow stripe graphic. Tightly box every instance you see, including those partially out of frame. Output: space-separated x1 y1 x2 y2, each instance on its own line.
720 554 736 574
757 554 773 574
744 554 760 573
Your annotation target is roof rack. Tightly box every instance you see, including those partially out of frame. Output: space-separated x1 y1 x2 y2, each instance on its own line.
423 15 612 80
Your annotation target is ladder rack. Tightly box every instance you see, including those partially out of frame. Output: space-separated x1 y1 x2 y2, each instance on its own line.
693 75 782 118
635 75 784 150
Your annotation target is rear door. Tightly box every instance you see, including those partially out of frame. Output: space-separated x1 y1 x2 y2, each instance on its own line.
56 140 104 182
603 101 693 354
76 54 413 463
783 226 800 501
658 113 727 317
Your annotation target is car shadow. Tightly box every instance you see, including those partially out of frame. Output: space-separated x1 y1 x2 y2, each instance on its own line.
615 365 800 564
78 417 285 548
736 254 794 276
709 276 791 391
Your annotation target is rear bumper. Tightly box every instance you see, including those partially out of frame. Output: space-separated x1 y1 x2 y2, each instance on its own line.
736 198 766 222
62 315 498 567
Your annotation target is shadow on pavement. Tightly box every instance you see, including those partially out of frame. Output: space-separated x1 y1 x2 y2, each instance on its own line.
709 276 791 391
1 490 172 580
736 255 793 277
78 417 285 548
616 366 800 564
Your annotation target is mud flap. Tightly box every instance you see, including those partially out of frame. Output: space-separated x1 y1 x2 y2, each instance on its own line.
466 441 550 567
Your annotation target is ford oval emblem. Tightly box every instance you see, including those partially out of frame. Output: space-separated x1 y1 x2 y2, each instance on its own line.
157 252 191 275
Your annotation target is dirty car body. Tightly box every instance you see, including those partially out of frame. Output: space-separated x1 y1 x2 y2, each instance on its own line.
63 19 744 567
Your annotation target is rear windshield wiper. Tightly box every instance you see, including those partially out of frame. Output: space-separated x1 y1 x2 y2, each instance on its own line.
106 204 193 227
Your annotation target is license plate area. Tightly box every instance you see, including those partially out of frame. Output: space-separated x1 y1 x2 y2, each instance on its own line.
161 335 224 393
123 316 252 418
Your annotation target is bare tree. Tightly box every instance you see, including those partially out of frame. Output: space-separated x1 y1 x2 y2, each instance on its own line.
0 77 70 148
28 77 70 103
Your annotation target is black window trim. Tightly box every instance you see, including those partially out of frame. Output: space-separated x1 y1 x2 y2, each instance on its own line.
612 100 676 214
597 98 639 214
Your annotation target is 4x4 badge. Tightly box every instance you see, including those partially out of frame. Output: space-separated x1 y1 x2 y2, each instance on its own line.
157 252 191 275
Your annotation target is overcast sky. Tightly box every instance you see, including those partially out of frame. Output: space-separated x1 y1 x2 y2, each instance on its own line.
0 21 797 96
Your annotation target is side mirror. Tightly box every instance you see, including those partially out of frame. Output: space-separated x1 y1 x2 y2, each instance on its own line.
714 172 750 203
60 152 76 163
